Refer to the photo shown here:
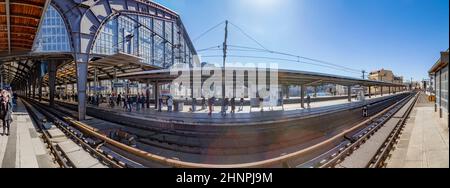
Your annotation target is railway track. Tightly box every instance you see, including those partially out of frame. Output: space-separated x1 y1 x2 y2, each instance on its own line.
298 92 418 168
46 93 411 160
22 92 416 168
22 98 145 168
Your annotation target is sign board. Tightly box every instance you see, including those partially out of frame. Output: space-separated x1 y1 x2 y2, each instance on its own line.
113 83 125 88
89 86 108 91
128 83 139 88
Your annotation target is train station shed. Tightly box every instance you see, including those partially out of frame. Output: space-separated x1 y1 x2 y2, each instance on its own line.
429 49 449 122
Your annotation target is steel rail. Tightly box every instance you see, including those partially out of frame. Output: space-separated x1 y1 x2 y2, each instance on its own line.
22 99 71 168
319 92 417 168
27 94 413 168
23 98 124 168
370 92 419 168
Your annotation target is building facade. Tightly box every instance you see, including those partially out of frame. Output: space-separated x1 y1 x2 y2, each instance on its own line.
429 49 449 121
368 69 403 94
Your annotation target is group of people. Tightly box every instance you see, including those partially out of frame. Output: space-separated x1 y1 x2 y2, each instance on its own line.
113 93 149 112
88 94 103 106
203 97 245 116
0 89 14 136
158 96 173 112
82 91 315 116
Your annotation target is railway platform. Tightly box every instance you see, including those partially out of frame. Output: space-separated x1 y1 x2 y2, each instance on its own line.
53 92 403 125
0 99 56 168
386 93 449 168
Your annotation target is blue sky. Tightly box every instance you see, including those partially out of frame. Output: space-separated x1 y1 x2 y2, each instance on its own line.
154 0 449 81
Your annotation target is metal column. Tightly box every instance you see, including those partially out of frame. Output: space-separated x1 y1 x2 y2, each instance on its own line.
285 85 290 99
146 81 150 108
25 80 29 98
314 86 318 98
32 71 36 99
76 55 88 121
434 73 437 112
369 87 372 98
94 67 98 95
300 85 305 109
38 63 43 101
48 61 57 107
154 82 159 110
347 86 352 102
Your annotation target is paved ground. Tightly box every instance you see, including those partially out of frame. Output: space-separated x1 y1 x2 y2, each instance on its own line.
0 99 56 168
386 94 449 168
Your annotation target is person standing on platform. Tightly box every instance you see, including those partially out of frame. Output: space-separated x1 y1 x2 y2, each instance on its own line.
167 97 173 112
141 93 145 109
117 93 122 108
221 98 229 116
201 97 206 110
12 92 17 108
208 97 213 116
136 94 141 112
191 98 197 112
239 97 244 112
123 96 127 110
230 98 236 114
158 97 163 112
1 94 13 136
127 96 132 112
123 95 127 110
306 94 311 109
96 94 101 106
109 94 113 108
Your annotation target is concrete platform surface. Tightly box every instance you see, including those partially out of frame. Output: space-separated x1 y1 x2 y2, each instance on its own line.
0 99 57 168
386 94 449 168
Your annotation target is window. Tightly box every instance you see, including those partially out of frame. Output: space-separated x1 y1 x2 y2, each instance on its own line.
94 17 118 55
139 16 153 65
33 5 70 52
80 12 196 68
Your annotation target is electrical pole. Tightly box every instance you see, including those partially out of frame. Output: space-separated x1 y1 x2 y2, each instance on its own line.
362 70 366 80
222 20 228 113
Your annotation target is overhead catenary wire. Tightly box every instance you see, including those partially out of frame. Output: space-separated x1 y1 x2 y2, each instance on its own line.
228 44 361 73
192 21 226 43
196 20 363 75
228 22 270 51
227 21 362 73
200 55 361 74
197 45 222 52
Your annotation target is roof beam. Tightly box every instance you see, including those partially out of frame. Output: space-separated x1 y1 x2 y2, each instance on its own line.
6 14 42 20
6 0 11 54
0 43 33 48
10 2 45 9
0 1 45 9
7 24 37 30
0 32 37 37
0 38 35 43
